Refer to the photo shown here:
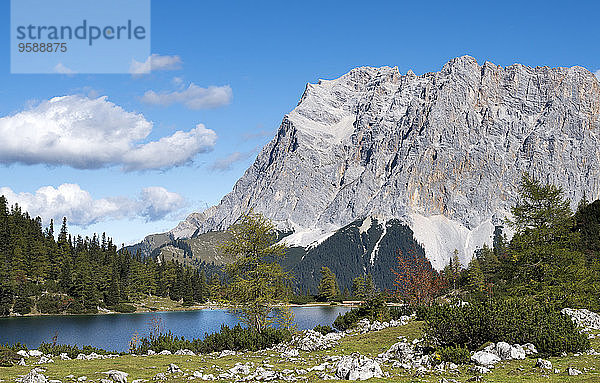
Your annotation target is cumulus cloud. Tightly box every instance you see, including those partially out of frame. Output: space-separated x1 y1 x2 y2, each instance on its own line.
130 54 182 74
141 83 232 110
0 184 186 227
0 95 217 170
210 151 253 172
139 186 186 221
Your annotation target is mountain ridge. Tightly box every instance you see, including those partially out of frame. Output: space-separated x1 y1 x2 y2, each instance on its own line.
136 56 600 272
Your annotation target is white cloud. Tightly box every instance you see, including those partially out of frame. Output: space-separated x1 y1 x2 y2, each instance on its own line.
54 63 76 74
0 95 217 170
123 124 217 171
141 83 232 110
140 186 186 221
130 54 182 74
210 151 253 172
129 53 181 75
0 184 186 227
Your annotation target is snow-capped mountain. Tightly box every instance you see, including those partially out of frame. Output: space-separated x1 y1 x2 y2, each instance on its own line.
163 56 600 271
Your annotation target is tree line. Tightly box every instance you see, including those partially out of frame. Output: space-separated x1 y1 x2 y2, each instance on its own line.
0 196 223 316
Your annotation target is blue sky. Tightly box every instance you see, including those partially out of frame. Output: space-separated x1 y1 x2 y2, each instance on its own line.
1 0 599 245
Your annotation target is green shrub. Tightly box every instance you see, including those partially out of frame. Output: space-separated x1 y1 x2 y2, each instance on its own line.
1 342 27 352
415 305 432 321
333 309 360 331
0 346 20 367
110 303 136 313
389 305 414 319
313 325 333 335
425 298 589 356
437 344 471 365
132 324 292 355
13 297 33 315
333 294 390 330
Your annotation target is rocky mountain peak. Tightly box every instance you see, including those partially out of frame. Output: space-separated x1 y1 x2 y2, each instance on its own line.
167 56 600 269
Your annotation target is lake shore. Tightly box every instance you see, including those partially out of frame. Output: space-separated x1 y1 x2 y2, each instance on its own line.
1 298 360 319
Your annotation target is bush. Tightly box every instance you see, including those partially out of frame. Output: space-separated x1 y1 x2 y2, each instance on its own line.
389 305 414 319
313 325 333 335
1 342 27 352
38 342 115 359
333 294 390 330
0 346 20 367
425 298 590 356
110 303 136 313
132 324 292 355
13 297 33 315
437 344 471 365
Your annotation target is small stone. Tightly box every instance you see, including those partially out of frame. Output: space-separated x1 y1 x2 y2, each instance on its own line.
567 367 582 376
470 366 491 374
536 358 552 370
167 364 181 374
103 370 128 383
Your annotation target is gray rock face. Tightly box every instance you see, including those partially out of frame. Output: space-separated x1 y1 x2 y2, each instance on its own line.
168 56 600 268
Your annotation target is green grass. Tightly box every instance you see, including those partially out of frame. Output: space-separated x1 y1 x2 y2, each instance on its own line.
1 325 598 382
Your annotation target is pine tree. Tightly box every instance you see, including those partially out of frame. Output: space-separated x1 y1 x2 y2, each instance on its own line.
105 275 121 307
507 174 586 299
365 273 375 297
317 267 339 301
466 258 485 293
352 276 366 299
219 211 292 333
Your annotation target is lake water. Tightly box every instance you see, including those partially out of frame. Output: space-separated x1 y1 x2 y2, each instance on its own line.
0 306 351 352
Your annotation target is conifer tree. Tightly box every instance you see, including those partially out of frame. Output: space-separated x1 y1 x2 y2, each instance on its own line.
466 258 485 293
507 174 586 299
318 267 339 301
219 210 291 333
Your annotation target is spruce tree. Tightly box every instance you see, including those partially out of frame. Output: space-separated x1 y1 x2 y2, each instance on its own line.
318 267 339 301
507 174 586 300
